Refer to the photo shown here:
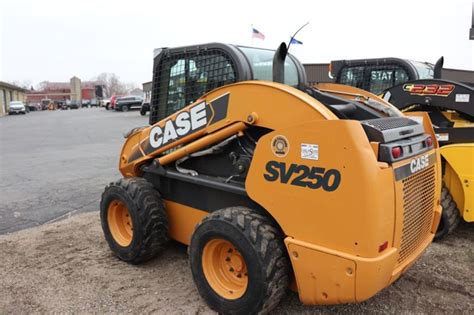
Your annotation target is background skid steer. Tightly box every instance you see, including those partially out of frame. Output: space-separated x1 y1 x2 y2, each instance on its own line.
328 56 473 239
100 43 441 314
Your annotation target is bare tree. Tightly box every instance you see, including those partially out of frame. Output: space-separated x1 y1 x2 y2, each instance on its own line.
94 73 129 97
8 80 32 89
36 81 50 91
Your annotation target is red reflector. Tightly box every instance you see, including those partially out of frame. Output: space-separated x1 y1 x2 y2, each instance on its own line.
391 147 402 159
426 136 433 147
379 241 389 253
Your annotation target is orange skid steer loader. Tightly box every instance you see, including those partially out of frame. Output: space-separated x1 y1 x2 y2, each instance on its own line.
100 43 442 314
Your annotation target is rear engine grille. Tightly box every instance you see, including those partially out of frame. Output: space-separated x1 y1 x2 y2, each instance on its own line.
398 165 436 264
363 117 418 131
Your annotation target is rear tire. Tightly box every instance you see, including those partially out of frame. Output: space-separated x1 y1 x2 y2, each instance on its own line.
189 207 290 314
122 106 129 112
434 186 461 241
100 177 169 263
140 109 146 116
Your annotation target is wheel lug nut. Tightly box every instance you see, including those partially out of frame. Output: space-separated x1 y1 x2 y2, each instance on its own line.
228 249 233 253
225 257 230 262
237 274 242 278
229 268 234 272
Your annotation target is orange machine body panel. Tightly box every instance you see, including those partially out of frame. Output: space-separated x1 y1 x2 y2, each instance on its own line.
117 80 441 305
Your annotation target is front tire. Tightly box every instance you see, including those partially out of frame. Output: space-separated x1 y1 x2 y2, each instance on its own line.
435 186 461 241
122 105 129 112
100 177 169 263
189 207 290 314
140 109 146 116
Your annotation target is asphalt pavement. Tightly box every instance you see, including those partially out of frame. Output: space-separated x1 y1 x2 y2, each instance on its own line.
0 108 148 234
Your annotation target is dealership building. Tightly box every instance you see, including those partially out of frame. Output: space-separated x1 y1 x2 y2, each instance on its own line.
26 77 102 105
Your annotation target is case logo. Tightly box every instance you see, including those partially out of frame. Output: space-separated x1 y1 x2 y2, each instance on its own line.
149 101 207 149
410 154 429 174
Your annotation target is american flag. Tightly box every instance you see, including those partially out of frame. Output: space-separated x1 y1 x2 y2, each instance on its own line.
252 28 265 40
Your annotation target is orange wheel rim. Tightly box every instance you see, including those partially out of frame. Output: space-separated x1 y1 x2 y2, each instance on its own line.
107 200 133 247
202 239 248 300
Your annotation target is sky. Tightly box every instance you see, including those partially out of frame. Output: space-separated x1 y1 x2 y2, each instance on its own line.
1 0 473 88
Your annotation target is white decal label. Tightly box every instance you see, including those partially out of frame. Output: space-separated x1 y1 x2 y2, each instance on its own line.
301 143 319 160
455 94 470 103
436 133 449 142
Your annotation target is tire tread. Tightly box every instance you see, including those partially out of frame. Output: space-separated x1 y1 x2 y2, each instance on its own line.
435 186 461 241
101 177 168 263
195 207 289 314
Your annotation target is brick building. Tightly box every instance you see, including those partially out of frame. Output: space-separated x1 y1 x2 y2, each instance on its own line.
26 77 102 105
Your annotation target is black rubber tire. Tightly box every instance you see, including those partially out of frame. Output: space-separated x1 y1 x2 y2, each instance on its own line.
434 186 461 241
122 106 129 112
100 177 169 263
105 104 109 110
189 207 290 315
140 109 146 116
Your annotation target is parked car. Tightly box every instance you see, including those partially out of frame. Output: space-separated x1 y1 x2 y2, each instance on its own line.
140 101 150 116
100 98 111 108
8 101 27 114
115 96 143 112
69 100 81 109
27 103 41 111
55 100 65 109
40 99 53 110
108 95 123 110
82 99 91 107
90 99 99 107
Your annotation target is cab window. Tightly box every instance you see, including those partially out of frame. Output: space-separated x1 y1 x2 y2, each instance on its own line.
238 47 299 86
151 50 237 123
369 67 409 94
409 60 434 79
339 66 365 89
338 65 409 94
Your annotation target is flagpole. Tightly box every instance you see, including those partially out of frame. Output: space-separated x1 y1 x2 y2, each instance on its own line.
251 24 254 46
288 22 309 52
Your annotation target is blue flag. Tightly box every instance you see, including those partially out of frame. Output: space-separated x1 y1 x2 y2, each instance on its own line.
290 38 303 45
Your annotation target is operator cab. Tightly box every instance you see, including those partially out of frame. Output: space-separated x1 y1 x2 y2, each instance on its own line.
150 43 407 126
330 58 435 95
150 43 306 125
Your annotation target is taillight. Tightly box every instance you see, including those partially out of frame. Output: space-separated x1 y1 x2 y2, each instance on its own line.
391 146 402 159
425 136 433 147
378 241 389 253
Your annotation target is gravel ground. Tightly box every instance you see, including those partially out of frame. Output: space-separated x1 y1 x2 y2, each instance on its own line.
1 212 473 314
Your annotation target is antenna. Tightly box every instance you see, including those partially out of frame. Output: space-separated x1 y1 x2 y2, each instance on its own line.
287 22 309 52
